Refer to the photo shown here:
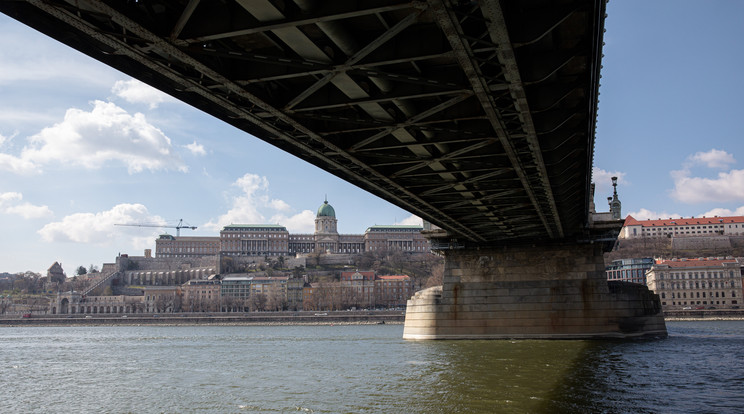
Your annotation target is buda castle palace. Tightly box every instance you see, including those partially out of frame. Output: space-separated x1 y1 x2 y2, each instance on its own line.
155 199 429 259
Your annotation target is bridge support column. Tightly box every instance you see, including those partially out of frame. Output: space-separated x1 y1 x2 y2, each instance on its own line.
403 242 667 339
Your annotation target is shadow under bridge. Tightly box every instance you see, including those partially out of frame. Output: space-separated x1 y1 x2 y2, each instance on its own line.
1 0 607 246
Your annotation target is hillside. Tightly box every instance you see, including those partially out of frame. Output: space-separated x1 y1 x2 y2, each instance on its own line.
604 236 744 265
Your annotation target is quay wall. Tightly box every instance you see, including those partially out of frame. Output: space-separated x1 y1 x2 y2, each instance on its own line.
0 311 404 326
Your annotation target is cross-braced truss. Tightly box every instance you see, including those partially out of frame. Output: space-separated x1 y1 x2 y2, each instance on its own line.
1 0 606 244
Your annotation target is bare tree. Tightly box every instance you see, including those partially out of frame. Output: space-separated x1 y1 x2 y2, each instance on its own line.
249 293 267 311
423 262 445 288
266 287 287 311
0 298 11 315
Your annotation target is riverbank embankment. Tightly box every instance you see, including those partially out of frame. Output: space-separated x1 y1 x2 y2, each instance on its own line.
0 310 405 327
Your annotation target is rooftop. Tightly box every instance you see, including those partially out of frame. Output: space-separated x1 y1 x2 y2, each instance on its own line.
222 224 288 231
624 215 744 227
653 258 739 268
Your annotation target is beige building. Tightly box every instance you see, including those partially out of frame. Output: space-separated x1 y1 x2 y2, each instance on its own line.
620 215 744 239
155 235 220 258
51 291 144 315
364 225 428 253
646 258 743 309
375 275 415 308
143 286 179 313
340 271 376 308
155 199 428 258
221 224 289 257
181 279 221 312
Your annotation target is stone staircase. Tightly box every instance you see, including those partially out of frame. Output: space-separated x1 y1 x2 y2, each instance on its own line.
82 271 119 296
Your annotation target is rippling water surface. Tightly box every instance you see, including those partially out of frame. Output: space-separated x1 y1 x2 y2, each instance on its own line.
2 321 743 413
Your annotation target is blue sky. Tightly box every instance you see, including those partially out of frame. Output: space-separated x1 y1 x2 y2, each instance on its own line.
1 1 743 275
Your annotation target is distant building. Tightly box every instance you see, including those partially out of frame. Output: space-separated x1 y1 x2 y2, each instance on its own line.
155 235 220 258
221 224 289 257
364 225 429 253
51 292 143 315
181 279 221 312
221 275 288 299
605 258 654 285
375 275 415 308
620 215 744 239
143 286 179 313
155 199 428 258
646 258 743 309
340 271 376 308
47 262 65 284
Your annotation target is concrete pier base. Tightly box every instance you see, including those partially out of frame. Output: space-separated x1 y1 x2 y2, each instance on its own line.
403 243 667 339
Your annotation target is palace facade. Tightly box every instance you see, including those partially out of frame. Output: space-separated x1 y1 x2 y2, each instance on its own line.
619 215 744 239
155 199 428 258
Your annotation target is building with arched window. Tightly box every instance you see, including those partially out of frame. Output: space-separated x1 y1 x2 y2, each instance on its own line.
646 258 743 310
156 199 428 258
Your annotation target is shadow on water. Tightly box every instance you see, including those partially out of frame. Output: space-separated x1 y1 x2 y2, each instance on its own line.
402 321 744 414
401 336 667 414
401 338 601 414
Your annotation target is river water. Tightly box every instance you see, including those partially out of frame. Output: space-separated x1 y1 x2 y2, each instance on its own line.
1 321 743 413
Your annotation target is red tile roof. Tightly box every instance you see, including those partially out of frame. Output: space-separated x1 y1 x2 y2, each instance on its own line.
624 215 744 227
654 258 738 268
377 275 410 280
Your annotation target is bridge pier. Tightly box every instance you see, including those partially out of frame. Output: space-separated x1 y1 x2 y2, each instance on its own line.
403 242 667 339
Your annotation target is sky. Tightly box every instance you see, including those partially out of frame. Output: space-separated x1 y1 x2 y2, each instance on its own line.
1 1 743 275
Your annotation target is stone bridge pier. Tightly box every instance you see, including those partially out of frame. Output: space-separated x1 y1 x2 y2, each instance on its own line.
403 242 667 339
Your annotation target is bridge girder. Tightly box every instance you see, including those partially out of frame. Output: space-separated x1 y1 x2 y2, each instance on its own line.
0 0 606 244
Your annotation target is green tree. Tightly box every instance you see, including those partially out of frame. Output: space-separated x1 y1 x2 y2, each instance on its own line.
76 266 87 276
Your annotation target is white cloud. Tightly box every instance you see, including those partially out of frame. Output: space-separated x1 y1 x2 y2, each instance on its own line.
185 141 206 156
0 192 21 204
0 131 13 147
0 152 38 174
592 167 626 196
687 149 736 169
204 174 269 230
38 203 164 244
0 100 187 175
628 208 683 221
397 214 423 226
701 206 744 217
204 173 313 232
671 168 744 203
111 79 175 109
270 210 316 233
269 199 291 212
0 191 53 219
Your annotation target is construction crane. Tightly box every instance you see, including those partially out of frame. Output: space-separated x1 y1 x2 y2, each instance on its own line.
115 219 197 237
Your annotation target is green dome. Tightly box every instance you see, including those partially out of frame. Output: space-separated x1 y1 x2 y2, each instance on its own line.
317 200 336 218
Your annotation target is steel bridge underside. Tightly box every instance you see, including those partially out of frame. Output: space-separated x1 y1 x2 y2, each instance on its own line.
1 0 606 246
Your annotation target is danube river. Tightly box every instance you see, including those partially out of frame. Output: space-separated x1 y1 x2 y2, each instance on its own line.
2 321 743 413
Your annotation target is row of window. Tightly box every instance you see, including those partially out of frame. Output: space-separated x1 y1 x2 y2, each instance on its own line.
661 291 737 299
664 300 739 306
661 281 738 289
658 271 736 280
223 233 288 238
